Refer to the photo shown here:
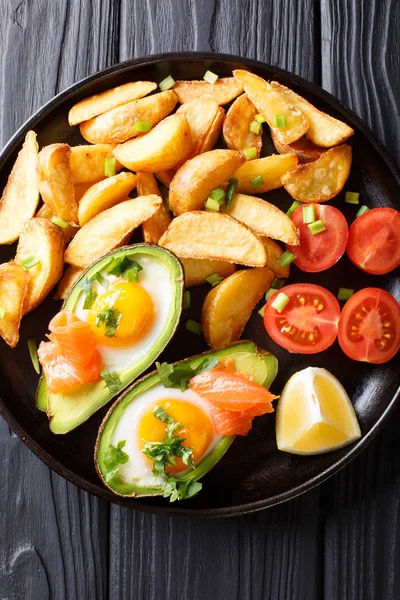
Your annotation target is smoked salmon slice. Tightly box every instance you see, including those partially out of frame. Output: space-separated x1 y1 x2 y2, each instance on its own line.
48 310 98 367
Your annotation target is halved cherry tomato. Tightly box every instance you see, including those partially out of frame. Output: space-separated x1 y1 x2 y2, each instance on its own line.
287 204 348 272
346 208 400 275
338 288 400 363
263 283 340 354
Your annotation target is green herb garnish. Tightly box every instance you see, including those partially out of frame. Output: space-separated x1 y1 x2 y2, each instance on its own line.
104 440 129 482
226 177 238 209
79 278 98 310
96 308 121 337
28 338 40 374
159 75 176 91
19 255 41 270
101 369 122 393
106 256 143 282
206 273 224 287
51 215 69 229
273 114 287 128
356 205 369 218
134 120 152 133
250 175 264 190
183 290 191 309
345 191 359 204
104 158 116 177
91 272 110 289
277 250 297 268
156 357 219 392
243 147 257 160
203 70 218 84
186 319 202 335
337 287 355 301
286 201 302 217
250 120 262 135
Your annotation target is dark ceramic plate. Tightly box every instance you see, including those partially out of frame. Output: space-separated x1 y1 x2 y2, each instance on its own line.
0 52 399 517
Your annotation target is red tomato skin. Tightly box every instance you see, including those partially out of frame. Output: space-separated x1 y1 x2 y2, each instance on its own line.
346 208 400 275
338 287 400 364
287 204 349 273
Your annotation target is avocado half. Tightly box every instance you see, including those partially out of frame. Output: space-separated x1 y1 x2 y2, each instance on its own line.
35 244 184 434
95 340 278 498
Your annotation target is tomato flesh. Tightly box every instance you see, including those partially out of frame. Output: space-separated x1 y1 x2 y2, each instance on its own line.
338 288 400 363
287 204 349 272
263 283 340 354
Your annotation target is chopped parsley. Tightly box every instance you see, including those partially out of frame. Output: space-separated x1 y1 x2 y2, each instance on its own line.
106 256 143 282
101 369 121 393
96 307 121 337
156 357 219 392
79 278 97 310
103 440 129 482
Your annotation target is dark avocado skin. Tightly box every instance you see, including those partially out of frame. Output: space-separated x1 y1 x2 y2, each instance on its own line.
35 244 185 434
95 340 278 498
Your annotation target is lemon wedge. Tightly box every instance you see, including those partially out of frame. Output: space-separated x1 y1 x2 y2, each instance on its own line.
276 367 361 455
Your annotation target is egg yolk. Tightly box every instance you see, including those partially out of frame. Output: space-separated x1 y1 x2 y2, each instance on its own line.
87 281 154 347
138 399 214 474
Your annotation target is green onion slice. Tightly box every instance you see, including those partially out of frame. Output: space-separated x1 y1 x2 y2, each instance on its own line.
203 70 218 84
338 287 355 301
19 255 41 270
258 304 266 317
250 175 264 190
255 114 266 124
273 114 287 128
356 205 369 217
0 307 5 319
104 157 116 177
183 290 191 309
271 277 285 290
345 191 360 204
186 319 202 335
308 220 326 235
205 197 220 212
159 75 176 91
210 187 226 205
206 273 224 287
303 204 315 224
271 292 290 313
277 251 296 268
134 120 152 133
250 121 262 135
286 201 302 217
101 370 121 393
243 147 257 160
28 338 40 374
265 288 277 301
51 215 69 229
226 178 238 209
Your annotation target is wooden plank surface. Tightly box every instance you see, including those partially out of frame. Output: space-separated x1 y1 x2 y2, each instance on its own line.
0 1 399 599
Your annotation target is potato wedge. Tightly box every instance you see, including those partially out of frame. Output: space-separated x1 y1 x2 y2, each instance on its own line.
137 173 171 243
0 131 39 244
233 70 308 145
223 193 299 245
181 258 236 287
35 204 78 243
0 263 29 347
70 144 123 184
281 144 352 203
223 94 262 156
37 144 78 224
80 90 178 145
259 237 290 278
68 81 157 125
173 78 243 105
113 114 192 173
55 265 85 300
271 131 325 163
198 107 225 153
74 181 100 202
169 149 245 215
78 172 137 226
65 195 161 268
176 95 220 157
271 81 354 147
202 267 274 348
15 218 65 314
235 154 298 194
158 211 267 267
155 170 175 188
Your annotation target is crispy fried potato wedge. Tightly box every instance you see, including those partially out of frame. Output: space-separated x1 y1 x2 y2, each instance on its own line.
0 131 39 244
176 95 220 157
260 237 290 278
223 94 262 156
155 170 175 188
198 107 225 153
271 131 325 163
78 172 137 226
15 218 65 314
169 149 245 215
173 78 243 105
223 193 299 245
37 144 78 224
233 70 308 145
181 258 236 287
55 265 85 300
0 263 29 347
202 267 274 348
35 204 78 243
113 114 192 173
271 81 354 147
158 211 267 267
80 90 178 145
281 144 352 203
68 81 157 125
70 144 123 184
137 173 171 243
235 154 298 194
65 195 161 268
74 181 100 202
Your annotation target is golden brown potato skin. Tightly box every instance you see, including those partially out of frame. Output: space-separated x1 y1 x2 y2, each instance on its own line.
0 263 29 347
234 154 298 195
69 144 123 184
137 173 171 244
223 94 262 156
181 258 236 287
77 171 137 226
54 265 85 300
173 78 243 105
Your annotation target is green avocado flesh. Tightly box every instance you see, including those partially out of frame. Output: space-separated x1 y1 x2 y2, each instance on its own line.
96 340 278 497
35 244 184 434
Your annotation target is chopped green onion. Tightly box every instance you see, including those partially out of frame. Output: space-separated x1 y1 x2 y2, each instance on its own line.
203 70 218 84
271 277 285 290
277 251 296 268
51 215 69 229
104 157 116 177
303 205 315 224
134 120 152 133
91 272 109 289
183 290 191 309
250 120 262 135
345 191 360 204
265 288 278 301
101 370 121 393
243 147 257 160
0 307 4 318
356 205 369 217
255 114 266 124
186 319 202 335
226 178 238 209
205 197 220 212
19 255 41 270
308 219 326 235
209 187 226 205
159 75 176 91
338 287 355 301
28 338 40 374
206 273 224 287
250 175 264 190
286 201 302 217
271 292 290 313
258 304 266 317
273 114 287 128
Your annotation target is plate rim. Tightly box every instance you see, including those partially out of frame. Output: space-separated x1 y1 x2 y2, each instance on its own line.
0 51 399 518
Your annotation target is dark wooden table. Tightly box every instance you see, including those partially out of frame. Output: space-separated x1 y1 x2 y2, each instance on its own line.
1 1 399 598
